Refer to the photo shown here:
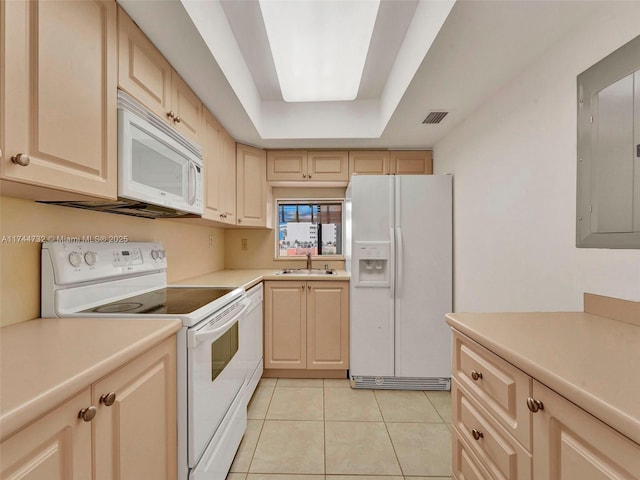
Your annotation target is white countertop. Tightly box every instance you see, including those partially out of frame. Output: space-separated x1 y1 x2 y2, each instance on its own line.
0 317 181 440
446 311 640 446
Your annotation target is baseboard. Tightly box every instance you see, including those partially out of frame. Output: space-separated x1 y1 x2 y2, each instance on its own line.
262 369 348 379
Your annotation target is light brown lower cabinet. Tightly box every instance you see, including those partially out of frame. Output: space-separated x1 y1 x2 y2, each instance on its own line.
531 380 640 480
0 337 177 480
264 280 349 371
451 331 640 480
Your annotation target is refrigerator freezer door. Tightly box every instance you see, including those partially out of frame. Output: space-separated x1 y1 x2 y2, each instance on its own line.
394 175 452 378
348 176 395 377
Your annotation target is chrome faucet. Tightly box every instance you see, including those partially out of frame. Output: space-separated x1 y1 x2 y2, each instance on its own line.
306 252 312 270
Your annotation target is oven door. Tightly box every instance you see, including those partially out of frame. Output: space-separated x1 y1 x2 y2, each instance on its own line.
186 297 250 466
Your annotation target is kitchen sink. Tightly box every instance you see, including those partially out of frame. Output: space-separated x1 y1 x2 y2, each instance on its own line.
276 269 337 275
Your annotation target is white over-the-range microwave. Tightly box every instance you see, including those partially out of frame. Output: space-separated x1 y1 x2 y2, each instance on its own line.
42 90 204 219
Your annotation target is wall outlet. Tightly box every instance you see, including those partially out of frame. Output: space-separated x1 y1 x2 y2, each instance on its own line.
241 238 248 251
209 235 214 248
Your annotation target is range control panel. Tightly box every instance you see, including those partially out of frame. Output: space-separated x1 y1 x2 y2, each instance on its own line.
42 241 167 285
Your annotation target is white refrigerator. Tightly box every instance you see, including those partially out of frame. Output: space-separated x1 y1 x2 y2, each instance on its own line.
346 174 452 390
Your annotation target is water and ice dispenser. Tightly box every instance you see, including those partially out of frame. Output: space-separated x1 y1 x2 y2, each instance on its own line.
354 242 390 287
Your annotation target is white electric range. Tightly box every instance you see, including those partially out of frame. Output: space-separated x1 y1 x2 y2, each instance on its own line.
41 241 251 480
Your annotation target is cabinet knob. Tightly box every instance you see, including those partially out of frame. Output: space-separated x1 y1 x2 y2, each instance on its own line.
174 116 181 124
470 370 483 381
167 111 176 120
238 218 242 223
471 429 484 440
526 397 544 413
78 405 97 422
307 284 311 290
308 174 312 178
99 392 116 407
11 153 30 166
302 173 307 178
301 285 304 290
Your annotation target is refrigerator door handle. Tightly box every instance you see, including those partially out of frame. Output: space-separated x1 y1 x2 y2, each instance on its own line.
389 227 395 299
396 226 403 297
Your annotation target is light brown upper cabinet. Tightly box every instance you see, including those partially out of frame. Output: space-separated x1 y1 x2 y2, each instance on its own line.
202 110 222 221
349 150 433 175
1 0 117 200
390 150 433 174
118 8 202 144
349 151 390 175
221 131 238 224
267 150 349 183
237 144 271 227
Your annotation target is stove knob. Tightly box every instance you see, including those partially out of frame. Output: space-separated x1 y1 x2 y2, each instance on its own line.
68 252 83 267
158 249 166 260
84 251 97 266
151 250 159 260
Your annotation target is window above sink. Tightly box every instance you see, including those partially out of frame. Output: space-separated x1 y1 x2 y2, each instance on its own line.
275 199 344 259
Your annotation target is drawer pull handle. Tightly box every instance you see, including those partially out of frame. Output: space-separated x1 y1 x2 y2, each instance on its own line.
527 397 544 413
78 406 97 422
471 429 484 440
471 370 483 381
100 392 116 407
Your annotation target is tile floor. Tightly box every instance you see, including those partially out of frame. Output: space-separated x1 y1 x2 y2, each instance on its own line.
227 378 452 480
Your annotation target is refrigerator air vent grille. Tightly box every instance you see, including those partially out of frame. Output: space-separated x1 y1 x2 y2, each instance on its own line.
422 111 448 124
350 376 451 391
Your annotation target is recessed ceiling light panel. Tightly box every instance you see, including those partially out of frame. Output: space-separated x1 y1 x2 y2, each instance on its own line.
259 0 380 103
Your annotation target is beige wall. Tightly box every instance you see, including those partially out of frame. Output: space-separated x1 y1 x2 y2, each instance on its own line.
225 187 346 270
0 196 225 326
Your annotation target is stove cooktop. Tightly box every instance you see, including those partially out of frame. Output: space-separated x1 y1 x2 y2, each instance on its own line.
81 287 236 315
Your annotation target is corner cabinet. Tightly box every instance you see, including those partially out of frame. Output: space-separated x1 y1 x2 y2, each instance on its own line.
0 337 177 480
264 280 349 373
202 110 236 225
450 331 640 480
237 144 271 228
1 0 117 200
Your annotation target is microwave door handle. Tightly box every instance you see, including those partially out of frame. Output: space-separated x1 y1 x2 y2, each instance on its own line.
188 162 197 206
188 299 250 348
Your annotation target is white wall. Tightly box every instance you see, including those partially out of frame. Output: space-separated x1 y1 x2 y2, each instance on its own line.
434 2 640 312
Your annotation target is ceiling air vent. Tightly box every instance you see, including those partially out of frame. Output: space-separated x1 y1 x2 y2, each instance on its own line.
422 111 448 124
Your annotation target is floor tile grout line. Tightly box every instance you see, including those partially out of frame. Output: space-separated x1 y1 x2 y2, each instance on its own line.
423 390 449 423
374 390 406 478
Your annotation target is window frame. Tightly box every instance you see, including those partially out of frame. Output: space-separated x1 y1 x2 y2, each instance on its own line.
274 198 345 260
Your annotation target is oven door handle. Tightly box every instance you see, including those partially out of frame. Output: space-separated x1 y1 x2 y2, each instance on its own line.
188 298 250 348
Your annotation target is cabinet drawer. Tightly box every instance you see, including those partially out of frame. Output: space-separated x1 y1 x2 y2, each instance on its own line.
453 332 532 449
452 428 495 480
453 380 532 480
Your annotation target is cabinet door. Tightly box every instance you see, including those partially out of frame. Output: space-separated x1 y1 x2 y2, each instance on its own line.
267 150 307 181
171 71 202 144
307 151 349 182
532 380 640 479
202 109 224 221
118 7 172 122
0 388 92 480
307 281 349 370
390 150 433 174
264 281 306 369
221 130 237 224
348 151 390 175
93 337 177 480
237 144 270 227
3 0 117 199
